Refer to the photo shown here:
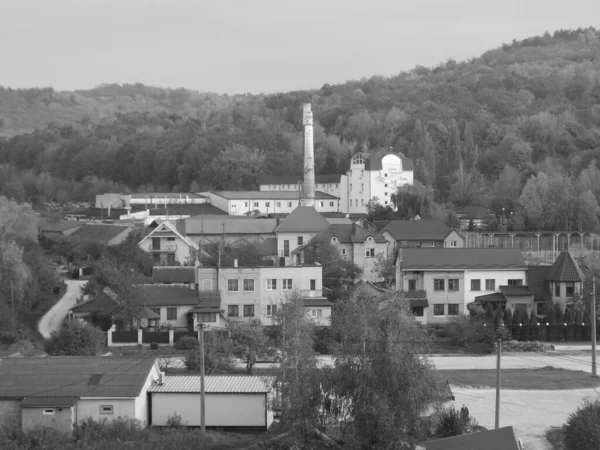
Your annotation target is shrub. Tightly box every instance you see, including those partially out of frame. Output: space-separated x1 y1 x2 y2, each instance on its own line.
45 320 105 356
433 406 477 438
166 412 184 428
564 398 600 450
174 336 199 350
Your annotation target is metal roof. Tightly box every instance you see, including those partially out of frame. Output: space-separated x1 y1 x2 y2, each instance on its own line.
134 286 199 306
148 376 273 394
401 248 526 270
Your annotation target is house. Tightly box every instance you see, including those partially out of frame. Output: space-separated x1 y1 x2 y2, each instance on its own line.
347 149 414 214
68 223 135 247
398 248 527 324
138 220 200 265
184 216 278 246
380 220 464 249
148 375 273 429
545 251 585 307
456 205 495 230
292 223 389 282
152 266 196 287
0 357 160 433
196 264 332 326
426 426 522 450
203 191 340 216
275 206 331 266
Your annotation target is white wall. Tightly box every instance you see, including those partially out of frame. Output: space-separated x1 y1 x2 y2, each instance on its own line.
277 232 321 265
134 364 159 424
76 399 136 424
464 269 528 304
151 393 268 428
154 305 195 328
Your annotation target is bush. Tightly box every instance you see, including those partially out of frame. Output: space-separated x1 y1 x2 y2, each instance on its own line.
493 340 544 352
45 320 105 356
433 406 477 438
564 398 600 450
174 336 199 350
166 412 184 428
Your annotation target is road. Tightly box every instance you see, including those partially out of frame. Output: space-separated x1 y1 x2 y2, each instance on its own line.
429 353 594 373
38 279 87 339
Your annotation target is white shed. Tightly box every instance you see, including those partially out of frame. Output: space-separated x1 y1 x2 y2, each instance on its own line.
149 376 274 430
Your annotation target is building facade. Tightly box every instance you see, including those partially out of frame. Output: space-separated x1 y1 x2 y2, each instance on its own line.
138 221 199 265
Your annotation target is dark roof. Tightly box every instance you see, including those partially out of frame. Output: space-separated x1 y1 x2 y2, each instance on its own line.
475 292 506 303
69 224 132 246
275 207 330 233
185 217 277 235
134 286 199 306
21 397 78 408
38 219 85 233
409 299 429 308
0 357 157 398
499 285 533 296
363 149 415 171
146 204 226 216
401 248 526 270
546 252 585 282
211 191 338 200
310 223 388 245
426 426 520 450
527 265 551 301
382 220 453 241
152 266 195 283
405 290 427 299
302 298 333 307
257 174 343 185
189 295 222 312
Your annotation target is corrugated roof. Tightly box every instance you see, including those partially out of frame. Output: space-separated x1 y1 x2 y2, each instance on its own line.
499 285 533 296
382 220 452 241
69 224 132 246
211 191 338 200
275 207 330 233
257 174 343 185
426 426 520 450
148 376 273 393
185 218 277 235
401 248 526 270
546 252 585 282
527 265 551 301
0 357 157 398
363 150 414 171
21 397 78 408
134 286 199 306
152 266 195 283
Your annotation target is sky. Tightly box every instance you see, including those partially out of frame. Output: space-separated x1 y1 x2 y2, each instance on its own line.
1 0 599 95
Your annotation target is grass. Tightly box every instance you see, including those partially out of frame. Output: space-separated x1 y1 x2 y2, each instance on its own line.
438 367 600 389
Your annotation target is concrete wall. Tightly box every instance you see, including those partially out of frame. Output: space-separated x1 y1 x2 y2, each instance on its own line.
76 399 136 423
151 393 269 428
0 399 21 429
22 407 74 433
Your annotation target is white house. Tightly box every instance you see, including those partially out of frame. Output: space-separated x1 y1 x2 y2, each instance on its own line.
149 376 274 430
0 357 160 433
138 220 200 265
380 220 464 249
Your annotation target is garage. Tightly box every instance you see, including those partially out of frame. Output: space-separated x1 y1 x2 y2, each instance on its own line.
149 376 274 430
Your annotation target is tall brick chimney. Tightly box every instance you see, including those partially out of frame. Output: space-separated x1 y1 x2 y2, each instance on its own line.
302 103 315 207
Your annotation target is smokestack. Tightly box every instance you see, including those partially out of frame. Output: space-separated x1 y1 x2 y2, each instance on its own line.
302 103 315 207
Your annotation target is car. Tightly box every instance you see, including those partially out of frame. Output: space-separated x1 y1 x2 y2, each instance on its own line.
256 347 282 363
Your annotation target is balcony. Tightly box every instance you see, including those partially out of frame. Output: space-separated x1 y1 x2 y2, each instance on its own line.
149 243 177 252
299 289 324 298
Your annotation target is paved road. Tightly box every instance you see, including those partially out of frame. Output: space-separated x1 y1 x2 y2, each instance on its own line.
429 353 594 373
38 280 87 339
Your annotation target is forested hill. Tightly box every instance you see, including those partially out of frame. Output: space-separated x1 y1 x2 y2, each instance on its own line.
2 27 600 230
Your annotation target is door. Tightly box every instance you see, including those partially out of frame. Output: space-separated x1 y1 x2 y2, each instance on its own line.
152 237 161 250
187 313 194 331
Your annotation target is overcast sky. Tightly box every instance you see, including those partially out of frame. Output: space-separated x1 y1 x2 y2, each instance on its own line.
1 0 599 94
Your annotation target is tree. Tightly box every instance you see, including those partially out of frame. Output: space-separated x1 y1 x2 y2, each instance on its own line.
0 196 38 244
45 320 105 356
184 331 234 374
370 252 396 288
208 144 266 190
302 241 363 290
228 320 269 374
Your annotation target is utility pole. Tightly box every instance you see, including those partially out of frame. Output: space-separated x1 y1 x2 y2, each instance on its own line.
592 277 597 377
199 323 206 436
495 339 501 429
10 280 16 336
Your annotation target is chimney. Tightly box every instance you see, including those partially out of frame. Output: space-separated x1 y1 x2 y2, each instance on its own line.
158 371 165 384
302 103 315 207
234 259 238 268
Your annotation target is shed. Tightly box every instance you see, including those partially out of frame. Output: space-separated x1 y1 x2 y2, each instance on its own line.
148 375 274 430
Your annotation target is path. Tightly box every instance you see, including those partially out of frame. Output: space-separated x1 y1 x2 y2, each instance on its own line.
38 279 87 339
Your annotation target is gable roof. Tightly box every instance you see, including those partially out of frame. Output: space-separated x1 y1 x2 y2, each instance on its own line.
426 426 520 450
257 174 343 185
184 217 277 235
527 265 551 301
382 220 453 241
152 266 195 284
546 251 585 282
0 357 157 398
148 375 273 394
401 248 526 270
138 220 199 250
312 223 388 245
69 224 132 246
133 285 200 306
275 207 330 233
364 149 415 171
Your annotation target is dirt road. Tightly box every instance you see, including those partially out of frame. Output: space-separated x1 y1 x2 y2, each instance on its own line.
38 280 87 339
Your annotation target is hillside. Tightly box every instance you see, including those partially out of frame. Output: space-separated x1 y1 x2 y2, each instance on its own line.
1 27 600 231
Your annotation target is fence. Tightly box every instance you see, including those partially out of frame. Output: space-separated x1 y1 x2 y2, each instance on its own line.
107 329 200 347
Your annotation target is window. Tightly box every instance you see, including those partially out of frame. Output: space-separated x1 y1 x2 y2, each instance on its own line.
43 409 55 415
243 305 255 317
311 309 323 318
287 202 292 207
554 283 560 297
448 279 459 291
508 279 523 286
243 279 254 291
330 201 334 207
350 183 353 191
150 308 161 318
227 279 239 291
310 279 316 290
434 304 445 316
448 304 459 316
244 202 249 208
267 304 277 316
384 192 388 196
266 279 277 290
228 305 239 317
408 279 416 291
384 173 388 177
297 236 303 245
276 202 281 207
365 248 375 257
167 308 177 320
283 240 290 257
361 183 364 191
485 279 495 290
319 201 324 207
254 202 259 208
384 201 388 205
385 184 388 188
471 279 481 291
355 199 358 207
361 199 364 206
450 240 457 247
352 154 364 165
199 313 216 322
283 279 292 290
411 307 424 317
566 283 575 297
99 405 113 415
167 237 175 241
434 279 445 291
